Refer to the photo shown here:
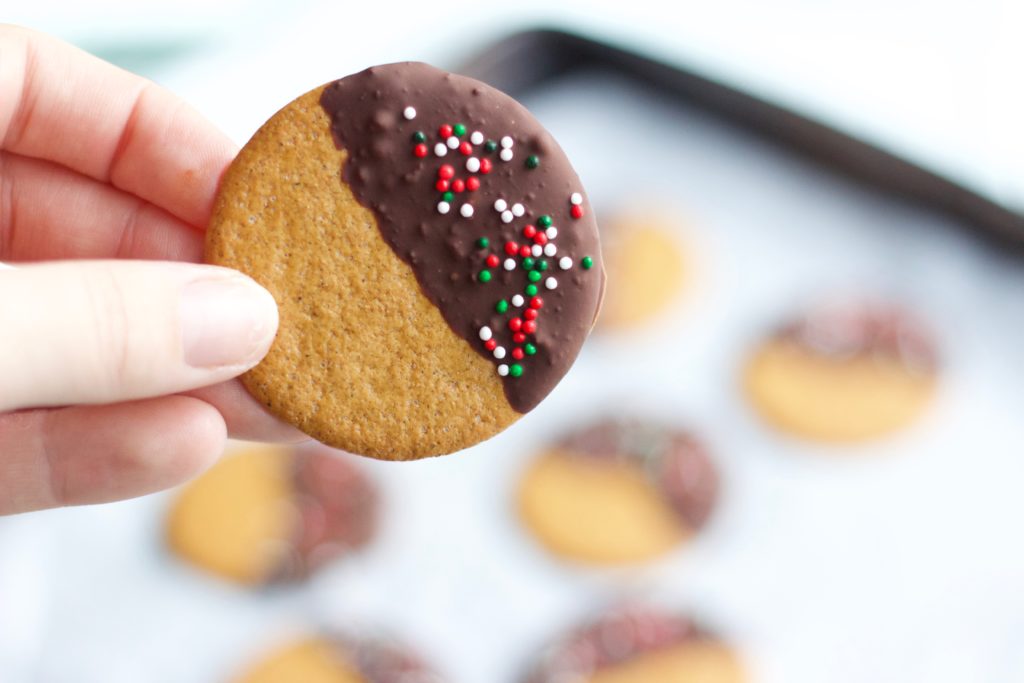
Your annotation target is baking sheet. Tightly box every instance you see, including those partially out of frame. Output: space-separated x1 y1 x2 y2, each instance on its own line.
3 66 1024 683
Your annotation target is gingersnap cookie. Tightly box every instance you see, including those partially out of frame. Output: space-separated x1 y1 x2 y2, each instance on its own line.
743 300 938 442
233 633 442 683
524 606 744 683
166 443 376 585
206 63 604 460
517 420 718 565
597 210 687 331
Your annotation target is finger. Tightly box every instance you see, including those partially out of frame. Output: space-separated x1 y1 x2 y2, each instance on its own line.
0 152 202 262
0 260 278 412
183 380 309 443
0 396 225 514
0 24 236 227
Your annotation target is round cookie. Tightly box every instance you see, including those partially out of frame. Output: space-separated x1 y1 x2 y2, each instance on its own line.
233 634 442 683
597 210 687 330
744 300 938 442
206 62 604 460
166 443 376 585
524 606 744 683
517 420 718 565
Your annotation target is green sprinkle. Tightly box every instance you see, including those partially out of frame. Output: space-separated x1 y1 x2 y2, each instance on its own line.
528 270 542 283
509 364 523 378
581 256 594 269
522 257 535 270
478 270 492 283
485 140 498 152
524 343 537 356
538 215 553 228
525 284 539 296
453 123 467 137
442 191 454 202
495 300 509 314
476 237 489 249
412 131 426 143
525 155 540 169
537 260 548 271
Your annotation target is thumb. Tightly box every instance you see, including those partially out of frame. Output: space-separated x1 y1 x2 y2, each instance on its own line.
0 260 278 412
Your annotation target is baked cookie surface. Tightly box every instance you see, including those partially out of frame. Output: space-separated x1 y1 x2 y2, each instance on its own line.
206 63 603 460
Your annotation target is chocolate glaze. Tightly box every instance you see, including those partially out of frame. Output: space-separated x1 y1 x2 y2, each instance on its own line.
320 63 603 413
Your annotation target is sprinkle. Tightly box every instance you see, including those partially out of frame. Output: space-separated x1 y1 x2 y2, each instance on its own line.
494 199 508 212
447 136 460 149
524 343 537 355
528 270 542 283
509 364 523 377
513 332 527 343
544 243 557 257
509 318 523 332
442 191 454 202
522 257 535 270
570 192 583 205
524 285 538 297
403 106 416 120
531 244 543 257
439 124 453 138
581 256 594 269
499 148 514 162
466 177 480 191
511 294 525 307
466 157 481 173
414 143 428 158
480 158 493 174
504 241 519 256
522 320 537 335
495 299 509 313
559 256 573 270
439 164 455 179
524 308 537 321
484 338 497 351
519 245 532 258
523 225 537 239
451 179 465 193
412 131 427 143
534 232 549 246
546 227 558 239
470 131 484 145
501 210 514 224
453 123 467 137
545 277 558 290
493 346 506 360
435 179 450 192
537 260 548 271
525 155 539 169
497 364 509 377
503 258 516 271
479 326 493 341
511 203 525 217
538 215 553 228
476 237 489 249
460 203 474 218
478 270 492 282
485 140 498 152
571 205 584 219
437 201 450 214
459 141 473 156
530 296 544 309
500 136 514 149
486 254 500 268
434 143 447 157
512 347 524 360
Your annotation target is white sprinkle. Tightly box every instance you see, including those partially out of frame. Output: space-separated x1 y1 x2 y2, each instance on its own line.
434 143 447 157
501 210 514 224
499 148 514 162
479 326 493 341
447 136 460 149
493 346 506 360
545 277 558 290
403 106 416 120
511 294 525 307
559 256 573 270
437 201 450 214
493 199 508 212
503 258 516 271
466 157 481 173
500 135 514 149
544 243 557 257
460 203 474 218
531 244 543 257
511 203 525 217
546 227 558 239
570 192 583 205
470 131 484 145
497 364 510 377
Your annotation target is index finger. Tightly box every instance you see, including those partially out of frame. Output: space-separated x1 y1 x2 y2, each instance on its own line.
0 24 237 228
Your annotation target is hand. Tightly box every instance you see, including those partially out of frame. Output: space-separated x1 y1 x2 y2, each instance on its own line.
0 25 304 515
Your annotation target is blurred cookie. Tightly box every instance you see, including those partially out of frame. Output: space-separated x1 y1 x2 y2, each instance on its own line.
598 211 686 330
524 606 744 683
517 420 718 565
233 634 442 683
744 300 938 442
205 62 604 460
167 444 376 585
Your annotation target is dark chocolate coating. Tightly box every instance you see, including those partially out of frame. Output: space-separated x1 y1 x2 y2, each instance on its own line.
320 63 603 413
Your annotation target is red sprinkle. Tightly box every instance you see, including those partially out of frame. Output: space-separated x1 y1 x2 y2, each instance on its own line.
439 124 453 138
479 158 493 174
486 254 500 268
508 318 523 332
414 144 428 158
466 177 480 191
435 179 449 192
438 164 455 179
451 178 465 193
512 348 525 360
534 232 549 246
459 141 473 156
522 320 537 335
504 241 519 256
571 205 584 219
513 332 526 344
519 245 532 258
530 296 544 309
524 308 538 321
484 339 497 351
523 225 537 239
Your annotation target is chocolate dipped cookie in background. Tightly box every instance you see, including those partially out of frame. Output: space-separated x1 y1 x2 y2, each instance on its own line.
206 62 604 461
524 606 744 683
517 420 719 565
166 443 377 585
744 300 939 443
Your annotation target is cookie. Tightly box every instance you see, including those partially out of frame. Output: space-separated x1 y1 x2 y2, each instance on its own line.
517 420 718 565
166 443 376 585
597 210 686 330
233 634 442 683
205 63 604 460
743 300 938 442
524 606 744 683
